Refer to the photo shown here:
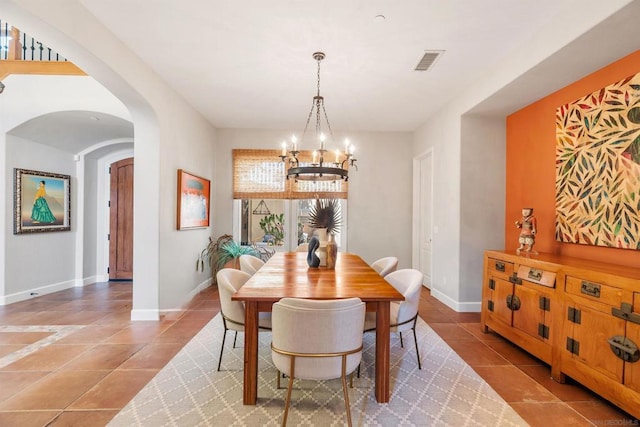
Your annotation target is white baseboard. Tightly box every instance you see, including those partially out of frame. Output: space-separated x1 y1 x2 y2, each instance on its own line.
430 287 481 313
1 279 77 305
159 278 213 317
190 278 213 299
77 275 100 287
96 273 109 283
130 309 160 321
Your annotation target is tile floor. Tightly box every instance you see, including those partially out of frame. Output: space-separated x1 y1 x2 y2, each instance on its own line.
0 281 637 427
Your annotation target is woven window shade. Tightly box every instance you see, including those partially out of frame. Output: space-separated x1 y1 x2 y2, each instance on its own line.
233 149 287 199
233 149 348 199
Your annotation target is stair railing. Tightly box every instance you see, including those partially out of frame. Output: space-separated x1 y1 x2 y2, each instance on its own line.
1 19 68 62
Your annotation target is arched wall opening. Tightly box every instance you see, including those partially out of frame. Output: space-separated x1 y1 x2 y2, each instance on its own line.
1 1 219 319
1 2 161 318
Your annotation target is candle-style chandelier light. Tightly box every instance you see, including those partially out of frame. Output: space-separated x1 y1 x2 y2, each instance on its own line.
279 52 357 181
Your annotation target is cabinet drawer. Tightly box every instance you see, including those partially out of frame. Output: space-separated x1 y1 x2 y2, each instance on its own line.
565 276 633 307
488 258 514 276
516 265 556 288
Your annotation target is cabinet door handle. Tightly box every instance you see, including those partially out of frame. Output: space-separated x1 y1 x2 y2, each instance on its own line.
607 336 640 363
506 294 521 311
495 261 505 272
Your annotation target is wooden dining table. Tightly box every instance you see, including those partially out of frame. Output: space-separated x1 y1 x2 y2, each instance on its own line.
232 251 404 405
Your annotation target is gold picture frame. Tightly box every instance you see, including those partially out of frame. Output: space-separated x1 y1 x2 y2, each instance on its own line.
177 169 211 230
14 168 71 234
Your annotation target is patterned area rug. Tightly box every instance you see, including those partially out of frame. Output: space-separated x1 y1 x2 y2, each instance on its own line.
109 315 527 426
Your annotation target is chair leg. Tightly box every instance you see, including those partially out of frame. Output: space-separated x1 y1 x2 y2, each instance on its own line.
277 369 281 389
217 328 227 372
233 331 238 348
341 355 353 427
282 357 296 427
356 363 360 378
399 331 404 348
412 326 422 370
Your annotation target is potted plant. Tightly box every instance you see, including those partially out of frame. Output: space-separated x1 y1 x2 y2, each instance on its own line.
197 234 258 283
258 213 285 245
217 240 259 270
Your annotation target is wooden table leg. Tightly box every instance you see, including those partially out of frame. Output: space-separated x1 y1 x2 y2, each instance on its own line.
375 301 391 403
243 301 259 405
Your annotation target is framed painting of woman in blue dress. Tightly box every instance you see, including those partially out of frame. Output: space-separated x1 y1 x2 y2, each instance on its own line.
14 168 71 234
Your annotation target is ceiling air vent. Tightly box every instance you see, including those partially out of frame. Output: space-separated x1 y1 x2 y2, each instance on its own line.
414 50 444 72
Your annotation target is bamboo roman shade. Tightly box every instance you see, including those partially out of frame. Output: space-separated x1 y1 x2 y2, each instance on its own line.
233 149 348 199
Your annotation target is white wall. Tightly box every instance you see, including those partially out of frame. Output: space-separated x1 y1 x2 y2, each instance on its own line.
82 154 99 279
413 106 462 307
459 116 505 305
4 136 76 301
157 109 217 311
214 129 414 267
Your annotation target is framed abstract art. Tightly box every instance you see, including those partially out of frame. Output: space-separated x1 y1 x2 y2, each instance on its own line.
177 169 211 230
555 73 640 250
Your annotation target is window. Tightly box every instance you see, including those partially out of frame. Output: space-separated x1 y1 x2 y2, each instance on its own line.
239 199 285 246
232 149 349 251
234 198 347 252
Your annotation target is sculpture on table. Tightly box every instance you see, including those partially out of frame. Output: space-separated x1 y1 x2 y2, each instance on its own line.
307 237 321 268
307 198 341 268
515 207 537 254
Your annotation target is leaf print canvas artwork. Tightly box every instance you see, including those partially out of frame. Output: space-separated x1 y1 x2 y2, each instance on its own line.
556 73 640 250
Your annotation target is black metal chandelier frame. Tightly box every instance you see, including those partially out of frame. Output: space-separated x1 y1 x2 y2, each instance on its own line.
280 52 357 182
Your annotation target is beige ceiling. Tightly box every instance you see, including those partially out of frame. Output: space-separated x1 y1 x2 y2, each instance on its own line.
72 0 638 132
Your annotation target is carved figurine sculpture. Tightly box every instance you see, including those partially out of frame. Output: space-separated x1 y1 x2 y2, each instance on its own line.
515 207 537 253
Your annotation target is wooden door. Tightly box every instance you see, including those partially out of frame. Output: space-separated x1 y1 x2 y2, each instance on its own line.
109 158 134 280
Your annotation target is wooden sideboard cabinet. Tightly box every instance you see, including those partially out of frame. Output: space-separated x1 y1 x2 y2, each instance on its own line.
480 250 640 419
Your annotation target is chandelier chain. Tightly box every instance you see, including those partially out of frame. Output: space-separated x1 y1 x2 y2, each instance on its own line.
316 56 321 97
321 103 334 141
302 98 315 143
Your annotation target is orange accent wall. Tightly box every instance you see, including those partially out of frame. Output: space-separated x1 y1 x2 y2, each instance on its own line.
506 50 640 268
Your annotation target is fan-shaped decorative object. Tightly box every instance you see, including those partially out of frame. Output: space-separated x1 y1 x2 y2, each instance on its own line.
307 198 342 235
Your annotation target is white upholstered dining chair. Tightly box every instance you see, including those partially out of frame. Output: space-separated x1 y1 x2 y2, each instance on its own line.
239 254 265 275
271 297 365 427
216 268 271 371
370 256 398 277
295 243 309 252
364 268 424 369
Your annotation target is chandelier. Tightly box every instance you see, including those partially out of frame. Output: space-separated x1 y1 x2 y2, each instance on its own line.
279 52 357 182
